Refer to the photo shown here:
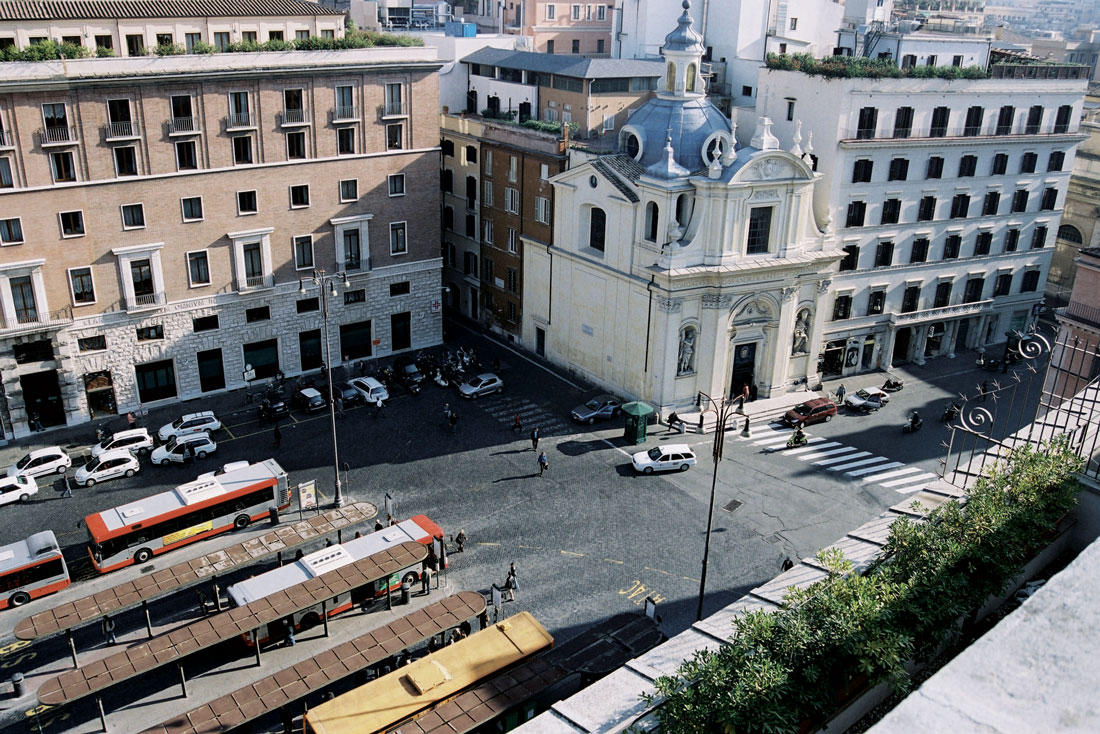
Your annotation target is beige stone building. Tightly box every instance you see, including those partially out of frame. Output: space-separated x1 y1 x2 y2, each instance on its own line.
455 0 614 56
0 48 442 438
0 0 346 56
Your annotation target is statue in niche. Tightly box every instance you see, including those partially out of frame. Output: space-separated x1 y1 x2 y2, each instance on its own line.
791 309 811 355
678 328 697 375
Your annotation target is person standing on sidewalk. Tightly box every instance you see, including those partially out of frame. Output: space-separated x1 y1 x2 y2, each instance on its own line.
374 396 386 418
449 411 459 433
836 384 846 404
127 411 136 430
504 563 517 602
530 426 540 451
537 451 549 477
102 616 117 645
421 566 432 595
335 395 345 419
273 424 282 449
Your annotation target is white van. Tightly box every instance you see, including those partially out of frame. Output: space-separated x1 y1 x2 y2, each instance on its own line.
151 433 217 465
92 428 154 458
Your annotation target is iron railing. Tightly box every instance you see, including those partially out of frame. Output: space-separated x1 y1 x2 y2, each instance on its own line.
242 274 273 290
280 108 309 125
0 306 72 334
0 130 12 147
168 117 199 134
331 105 359 122
226 112 253 129
125 291 166 310
105 120 138 139
41 125 77 144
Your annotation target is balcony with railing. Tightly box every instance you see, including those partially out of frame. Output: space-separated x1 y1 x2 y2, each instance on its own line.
842 118 1082 143
280 108 311 126
39 125 78 146
0 130 12 148
104 120 140 141
0 306 73 336
331 105 359 123
380 101 407 119
890 297 993 326
168 117 200 135
343 256 362 271
225 112 255 130
125 291 167 311
238 273 274 291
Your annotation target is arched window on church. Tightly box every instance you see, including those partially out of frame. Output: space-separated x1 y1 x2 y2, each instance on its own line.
1058 224 1083 244
666 62 676 91
686 63 697 92
676 194 692 227
589 207 607 252
645 202 659 242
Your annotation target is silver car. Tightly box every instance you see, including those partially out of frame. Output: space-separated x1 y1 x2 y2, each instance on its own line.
571 395 622 424
458 373 503 399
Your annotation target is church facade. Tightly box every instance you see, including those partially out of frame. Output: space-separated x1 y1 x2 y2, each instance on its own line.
521 2 844 412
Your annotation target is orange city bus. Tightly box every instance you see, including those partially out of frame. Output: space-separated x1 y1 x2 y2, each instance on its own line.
227 514 445 644
0 531 70 610
85 459 290 573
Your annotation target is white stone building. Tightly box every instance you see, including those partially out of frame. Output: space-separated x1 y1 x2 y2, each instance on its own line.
756 54 1089 376
523 3 842 410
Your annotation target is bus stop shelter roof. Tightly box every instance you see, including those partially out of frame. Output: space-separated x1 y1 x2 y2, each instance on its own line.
15 502 377 642
139 592 487 734
36 540 425 707
620 402 656 417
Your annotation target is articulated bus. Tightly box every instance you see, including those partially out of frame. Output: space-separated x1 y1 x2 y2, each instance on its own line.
227 514 445 644
304 612 554 734
0 531 70 610
85 459 290 572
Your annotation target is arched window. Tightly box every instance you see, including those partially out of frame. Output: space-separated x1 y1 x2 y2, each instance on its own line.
645 202 659 242
589 207 607 252
686 63 697 92
1058 224 1083 244
666 62 676 91
623 132 640 159
676 194 692 226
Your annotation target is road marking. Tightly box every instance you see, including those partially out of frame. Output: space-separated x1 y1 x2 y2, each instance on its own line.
845 461 904 477
682 576 699 583
895 482 932 494
478 542 501 547
798 446 858 461
813 451 871 466
604 558 624 565
561 550 584 557
861 467 922 483
644 566 672 575
517 544 542 550
880 472 938 488
221 425 236 440
782 439 833 455
827 456 888 471
753 434 795 446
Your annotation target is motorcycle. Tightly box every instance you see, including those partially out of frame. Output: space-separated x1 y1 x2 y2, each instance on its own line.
786 432 809 449
902 415 923 433
940 402 961 422
882 378 905 392
433 369 450 388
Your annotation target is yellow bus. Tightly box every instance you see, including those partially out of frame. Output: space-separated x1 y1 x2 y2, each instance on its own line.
304 611 553 734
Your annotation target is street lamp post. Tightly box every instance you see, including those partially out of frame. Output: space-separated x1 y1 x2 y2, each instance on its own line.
695 391 740 621
299 269 349 507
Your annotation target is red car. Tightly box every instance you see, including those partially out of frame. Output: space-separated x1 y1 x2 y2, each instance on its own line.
782 398 838 427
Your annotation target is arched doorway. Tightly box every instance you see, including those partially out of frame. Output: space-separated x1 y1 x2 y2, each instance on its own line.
892 328 912 365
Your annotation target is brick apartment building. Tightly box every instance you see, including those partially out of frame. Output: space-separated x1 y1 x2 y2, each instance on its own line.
0 48 442 438
440 114 566 338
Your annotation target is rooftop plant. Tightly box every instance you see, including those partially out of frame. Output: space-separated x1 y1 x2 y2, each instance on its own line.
649 437 1081 733
765 52 988 80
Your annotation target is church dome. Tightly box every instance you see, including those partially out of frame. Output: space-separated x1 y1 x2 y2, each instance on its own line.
621 96 733 177
663 0 705 54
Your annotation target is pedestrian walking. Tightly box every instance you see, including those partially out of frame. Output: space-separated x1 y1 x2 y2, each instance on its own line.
283 618 295 647
102 615 117 645
127 411 136 430
981 380 989 402
258 403 268 428
335 396 345 419
185 441 196 465
421 566 432 595
449 411 458 433
781 556 794 572
273 425 282 449
836 384 846 404
455 529 467 553
61 476 73 498
530 426 540 451
504 563 517 602
511 413 523 432
537 451 549 477
443 403 451 424
374 396 385 418
375 518 384 532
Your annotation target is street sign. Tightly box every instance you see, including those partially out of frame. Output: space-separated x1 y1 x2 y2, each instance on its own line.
243 368 256 382
299 480 317 510
431 299 442 313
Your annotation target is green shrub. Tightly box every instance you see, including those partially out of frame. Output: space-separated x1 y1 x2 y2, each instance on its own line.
153 43 186 56
190 41 216 55
261 39 296 52
765 51 988 80
95 45 116 58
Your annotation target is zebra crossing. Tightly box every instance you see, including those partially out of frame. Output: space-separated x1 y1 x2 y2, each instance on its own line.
744 422 938 495
475 394 572 435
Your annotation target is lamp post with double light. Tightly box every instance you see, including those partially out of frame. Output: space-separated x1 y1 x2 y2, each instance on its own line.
298 269 349 507
695 390 741 621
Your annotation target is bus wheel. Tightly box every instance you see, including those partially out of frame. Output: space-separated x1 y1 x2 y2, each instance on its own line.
135 548 153 564
9 592 30 607
402 571 419 586
234 515 251 529
300 612 321 630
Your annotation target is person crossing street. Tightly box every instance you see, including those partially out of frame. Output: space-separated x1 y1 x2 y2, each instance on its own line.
537 451 549 477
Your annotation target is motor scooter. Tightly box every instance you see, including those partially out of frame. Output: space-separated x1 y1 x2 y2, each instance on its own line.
940 402 961 422
786 431 809 449
902 415 923 433
882 377 905 392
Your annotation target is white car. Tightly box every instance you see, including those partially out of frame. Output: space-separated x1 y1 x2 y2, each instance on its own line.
631 443 698 474
348 377 389 404
74 449 139 487
845 387 891 412
152 433 217 465
7 447 71 479
198 461 251 480
0 474 37 505
157 411 221 442
458 373 504 399
91 428 154 458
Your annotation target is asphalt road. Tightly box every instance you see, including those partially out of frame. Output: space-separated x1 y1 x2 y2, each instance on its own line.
0 319 1053 733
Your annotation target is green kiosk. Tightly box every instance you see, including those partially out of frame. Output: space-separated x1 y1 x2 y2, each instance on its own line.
621 401 656 445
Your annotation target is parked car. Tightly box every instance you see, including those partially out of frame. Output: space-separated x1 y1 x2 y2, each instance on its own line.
327 382 362 405
7 447 71 479
845 387 890 413
782 398 838 427
293 387 327 413
0 474 37 505
91 428 154 458
74 449 139 487
393 356 426 388
458 373 504 399
158 411 221 442
198 461 251 480
151 433 218 465
348 377 389 404
631 444 698 474
260 399 289 420
571 395 623 424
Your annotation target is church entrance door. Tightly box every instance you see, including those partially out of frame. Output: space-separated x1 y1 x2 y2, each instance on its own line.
729 343 756 399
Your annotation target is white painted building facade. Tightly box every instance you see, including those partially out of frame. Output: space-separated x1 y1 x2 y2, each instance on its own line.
756 64 1088 376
